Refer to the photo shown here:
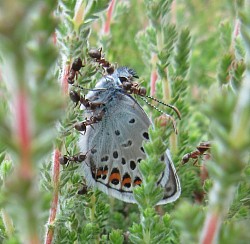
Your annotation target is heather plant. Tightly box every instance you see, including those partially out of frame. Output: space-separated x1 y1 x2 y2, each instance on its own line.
0 0 249 244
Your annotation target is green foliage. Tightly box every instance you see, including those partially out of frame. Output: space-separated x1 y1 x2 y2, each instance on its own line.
174 201 205 243
0 0 250 243
217 53 234 85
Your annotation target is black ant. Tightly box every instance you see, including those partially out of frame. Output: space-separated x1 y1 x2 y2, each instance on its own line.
59 146 95 167
67 57 84 84
182 141 211 165
59 151 88 166
88 47 114 75
121 80 147 96
80 95 104 110
74 111 105 134
69 90 81 106
69 90 104 109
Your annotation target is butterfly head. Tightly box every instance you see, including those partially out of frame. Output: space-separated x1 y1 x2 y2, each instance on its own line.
114 67 139 83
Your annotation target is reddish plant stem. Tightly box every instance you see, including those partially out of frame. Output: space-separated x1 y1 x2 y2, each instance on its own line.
74 0 85 27
230 19 240 52
52 32 57 45
16 90 33 180
233 19 240 39
200 212 220 244
62 65 70 95
200 155 210 185
16 90 40 244
45 31 67 244
103 0 116 34
45 149 61 244
45 84 66 244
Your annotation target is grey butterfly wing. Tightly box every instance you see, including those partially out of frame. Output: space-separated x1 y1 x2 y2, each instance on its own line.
157 149 181 204
78 90 181 204
78 92 148 202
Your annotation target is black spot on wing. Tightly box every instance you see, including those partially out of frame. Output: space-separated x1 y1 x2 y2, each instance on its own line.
121 158 126 165
101 155 109 162
121 140 132 147
130 160 136 170
113 151 118 159
143 132 149 140
129 118 135 123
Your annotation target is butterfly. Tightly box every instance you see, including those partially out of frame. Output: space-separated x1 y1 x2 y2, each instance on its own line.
78 67 181 205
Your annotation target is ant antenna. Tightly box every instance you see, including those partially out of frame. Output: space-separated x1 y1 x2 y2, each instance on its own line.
144 95 181 120
140 96 178 134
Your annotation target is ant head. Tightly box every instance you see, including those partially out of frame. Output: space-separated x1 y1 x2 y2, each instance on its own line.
88 48 102 59
69 90 80 103
182 154 190 164
59 155 69 165
72 58 83 70
122 81 132 90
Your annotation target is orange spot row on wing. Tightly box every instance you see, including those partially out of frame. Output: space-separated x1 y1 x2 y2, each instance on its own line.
109 172 121 183
121 176 131 186
133 178 142 186
92 166 108 179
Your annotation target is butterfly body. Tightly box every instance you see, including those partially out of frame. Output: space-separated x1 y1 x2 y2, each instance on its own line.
78 67 181 204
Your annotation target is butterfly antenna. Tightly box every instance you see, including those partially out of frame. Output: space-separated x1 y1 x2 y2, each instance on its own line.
144 95 181 120
72 84 107 92
140 96 178 134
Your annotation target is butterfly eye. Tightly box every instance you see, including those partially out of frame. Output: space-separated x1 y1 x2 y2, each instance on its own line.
119 76 128 82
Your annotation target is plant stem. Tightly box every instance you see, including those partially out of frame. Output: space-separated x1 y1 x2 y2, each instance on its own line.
74 0 85 28
61 64 70 96
200 185 235 244
15 88 40 244
103 0 116 34
16 89 33 180
45 23 71 242
45 149 61 244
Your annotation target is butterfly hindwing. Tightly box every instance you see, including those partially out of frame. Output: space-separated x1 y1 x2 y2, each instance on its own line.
79 91 150 202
